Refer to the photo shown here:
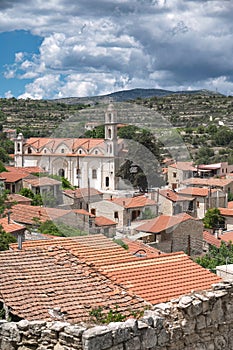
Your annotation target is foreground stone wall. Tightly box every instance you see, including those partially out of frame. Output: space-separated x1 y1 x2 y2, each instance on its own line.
1 281 233 350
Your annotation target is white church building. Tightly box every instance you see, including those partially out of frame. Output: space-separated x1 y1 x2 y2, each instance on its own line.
14 104 124 192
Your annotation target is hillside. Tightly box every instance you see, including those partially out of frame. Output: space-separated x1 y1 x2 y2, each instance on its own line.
1 89 233 163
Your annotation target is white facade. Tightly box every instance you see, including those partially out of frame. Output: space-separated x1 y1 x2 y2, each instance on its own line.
14 104 122 192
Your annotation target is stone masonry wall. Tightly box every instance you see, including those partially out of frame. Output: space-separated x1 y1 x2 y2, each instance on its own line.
1 281 233 350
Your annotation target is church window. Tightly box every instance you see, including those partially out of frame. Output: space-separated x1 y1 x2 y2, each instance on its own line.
78 149 82 154
108 128 112 139
105 177 109 187
17 143 20 152
58 168 65 177
61 148 65 154
92 169 97 179
28 147 32 154
91 208 96 216
95 150 98 155
108 113 112 122
44 149 47 154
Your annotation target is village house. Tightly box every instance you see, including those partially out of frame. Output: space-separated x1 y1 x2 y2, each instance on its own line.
219 207 233 231
5 193 32 206
23 176 63 204
196 162 233 178
0 216 26 241
2 234 220 323
182 177 233 194
62 187 103 210
14 104 125 192
158 189 196 217
135 213 203 254
90 195 157 228
167 161 197 190
177 187 227 219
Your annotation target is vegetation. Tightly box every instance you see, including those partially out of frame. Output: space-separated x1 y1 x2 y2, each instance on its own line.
38 220 88 237
0 225 16 251
89 305 146 324
196 241 233 271
203 208 225 230
113 239 129 250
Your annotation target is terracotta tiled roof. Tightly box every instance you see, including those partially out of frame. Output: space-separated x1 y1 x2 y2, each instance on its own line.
122 238 161 258
109 195 156 208
228 201 233 209
94 216 117 227
63 187 102 199
23 176 62 187
159 189 193 202
25 137 105 152
8 235 221 310
169 162 196 171
103 252 221 305
0 170 30 183
10 204 72 225
182 177 233 187
5 166 45 174
220 231 233 244
219 208 233 217
6 193 32 204
0 247 146 323
72 209 94 217
135 213 196 234
203 230 221 248
0 217 25 234
10 234 139 266
178 187 218 197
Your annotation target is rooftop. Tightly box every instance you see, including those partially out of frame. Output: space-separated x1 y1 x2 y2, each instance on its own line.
63 187 102 199
159 189 193 202
9 235 221 310
23 176 62 187
178 187 218 197
0 217 25 234
182 177 233 187
203 230 221 248
108 195 156 209
135 213 196 234
169 162 196 172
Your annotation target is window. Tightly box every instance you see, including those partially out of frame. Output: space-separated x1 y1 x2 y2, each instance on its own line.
91 208 96 216
173 172 177 178
17 143 20 152
58 168 65 177
95 150 98 155
92 169 97 179
108 128 112 139
197 200 200 208
78 149 82 154
105 177 109 187
61 148 65 154
114 211 119 220
28 147 32 154
44 149 47 154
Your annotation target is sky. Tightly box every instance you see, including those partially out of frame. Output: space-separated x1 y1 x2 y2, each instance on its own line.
0 0 233 99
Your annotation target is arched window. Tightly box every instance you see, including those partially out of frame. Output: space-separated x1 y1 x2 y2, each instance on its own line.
78 149 82 154
108 128 112 139
92 169 97 179
108 113 112 122
105 177 109 187
61 148 65 154
17 143 20 152
58 168 65 177
28 147 32 154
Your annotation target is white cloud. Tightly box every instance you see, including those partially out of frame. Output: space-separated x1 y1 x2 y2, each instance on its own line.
1 0 233 98
4 90 13 98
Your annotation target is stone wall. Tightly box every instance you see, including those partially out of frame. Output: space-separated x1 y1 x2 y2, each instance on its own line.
1 281 233 350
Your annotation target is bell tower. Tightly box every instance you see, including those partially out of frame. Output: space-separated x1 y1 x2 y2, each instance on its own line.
14 133 24 167
105 103 118 155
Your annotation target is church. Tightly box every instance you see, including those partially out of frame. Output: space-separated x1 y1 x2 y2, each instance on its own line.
14 104 124 192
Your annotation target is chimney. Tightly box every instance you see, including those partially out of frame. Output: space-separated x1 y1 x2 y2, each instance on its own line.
7 210 11 224
17 234 23 250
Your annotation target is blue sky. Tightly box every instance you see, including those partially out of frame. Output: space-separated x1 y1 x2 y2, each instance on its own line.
0 30 43 97
0 0 233 99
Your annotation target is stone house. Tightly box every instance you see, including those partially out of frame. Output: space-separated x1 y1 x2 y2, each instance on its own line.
177 187 227 219
135 213 203 254
90 195 157 228
0 216 26 245
219 208 233 231
167 162 196 190
62 187 103 210
158 189 196 217
23 176 63 204
196 162 233 178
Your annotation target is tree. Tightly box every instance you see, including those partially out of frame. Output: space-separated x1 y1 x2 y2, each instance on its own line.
38 220 65 237
196 241 233 271
203 208 225 231
0 225 16 251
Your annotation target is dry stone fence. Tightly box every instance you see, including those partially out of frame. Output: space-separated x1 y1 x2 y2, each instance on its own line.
1 281 233 350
